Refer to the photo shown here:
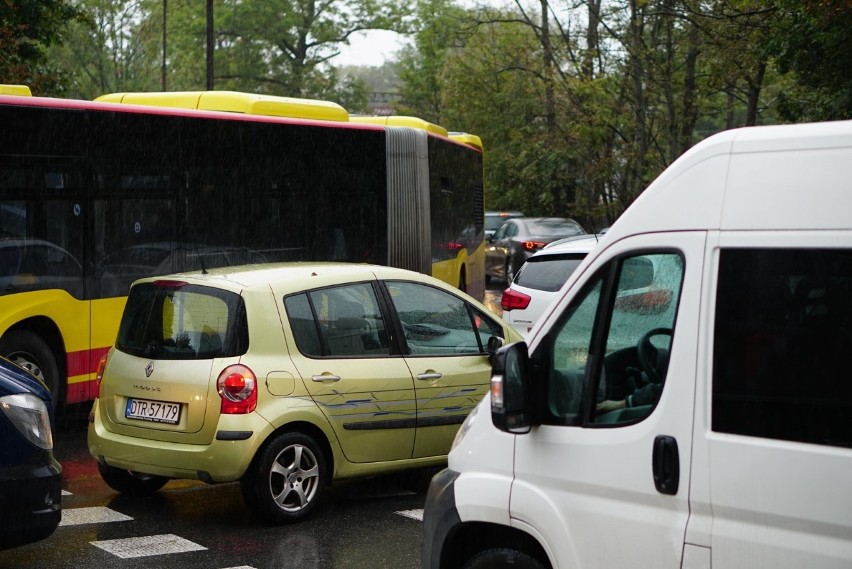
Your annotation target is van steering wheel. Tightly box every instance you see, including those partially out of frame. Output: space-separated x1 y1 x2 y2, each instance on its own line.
637 327 673 385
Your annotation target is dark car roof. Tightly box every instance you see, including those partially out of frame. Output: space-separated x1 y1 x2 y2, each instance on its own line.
512 217 585 236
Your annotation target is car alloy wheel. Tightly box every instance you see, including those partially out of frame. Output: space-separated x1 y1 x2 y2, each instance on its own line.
241 431 327 524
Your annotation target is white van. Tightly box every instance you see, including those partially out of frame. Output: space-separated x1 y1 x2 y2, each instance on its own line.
422 120 852 569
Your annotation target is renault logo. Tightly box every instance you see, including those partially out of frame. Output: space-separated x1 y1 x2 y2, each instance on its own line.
145 361 154 377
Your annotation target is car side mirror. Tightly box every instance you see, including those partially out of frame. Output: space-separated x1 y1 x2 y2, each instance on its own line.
490 342 532 434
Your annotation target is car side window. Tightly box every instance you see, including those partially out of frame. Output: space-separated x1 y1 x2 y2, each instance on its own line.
543 251 684 427
493 223 509 240
386 281 501 356
712 248 852 448
284 283 390 358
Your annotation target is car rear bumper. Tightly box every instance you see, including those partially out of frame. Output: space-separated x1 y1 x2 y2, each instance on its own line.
87 403 272 482
0 458 62 549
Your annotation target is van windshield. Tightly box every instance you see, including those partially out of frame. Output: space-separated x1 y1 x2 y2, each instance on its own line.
116 282 248 359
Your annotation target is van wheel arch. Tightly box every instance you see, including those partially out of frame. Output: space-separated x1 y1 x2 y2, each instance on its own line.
441 522 551 569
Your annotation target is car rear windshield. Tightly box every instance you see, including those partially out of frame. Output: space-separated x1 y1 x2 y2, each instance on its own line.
116 282 248 360
514 253 588 292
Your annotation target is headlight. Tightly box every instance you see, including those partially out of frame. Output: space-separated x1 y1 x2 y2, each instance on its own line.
0 393 53 450
451 402 479 451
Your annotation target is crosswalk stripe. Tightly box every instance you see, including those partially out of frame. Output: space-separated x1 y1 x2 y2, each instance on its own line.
91 534 206 559
395 509 423 521
60 506 133 526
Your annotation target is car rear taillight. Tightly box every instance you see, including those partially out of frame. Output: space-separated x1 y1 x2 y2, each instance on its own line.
523 240 547 251
501 288 531 311
93 352 108 399
217 364 258 414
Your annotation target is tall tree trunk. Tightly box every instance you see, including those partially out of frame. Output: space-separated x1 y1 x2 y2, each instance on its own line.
679 19 700 155
584 0 601 80
745 60 767 126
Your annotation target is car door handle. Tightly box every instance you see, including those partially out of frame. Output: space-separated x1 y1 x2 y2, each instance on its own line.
417 372 442 380
311 374 341 382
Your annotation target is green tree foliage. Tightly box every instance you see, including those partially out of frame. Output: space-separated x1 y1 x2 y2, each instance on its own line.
47 0 160 100
144 0 409 105
41 0 408 110
769 0 852 121
0 0 82 95
397 0 851 228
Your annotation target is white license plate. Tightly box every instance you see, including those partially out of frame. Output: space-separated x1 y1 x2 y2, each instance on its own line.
125 397 181 424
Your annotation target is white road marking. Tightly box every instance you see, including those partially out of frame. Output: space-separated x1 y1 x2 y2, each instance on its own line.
59 506 132 526
91 534 207 558
396 509 423 521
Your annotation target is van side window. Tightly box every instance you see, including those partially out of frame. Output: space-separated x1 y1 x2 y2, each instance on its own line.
713 249 852 448
544 251 684 427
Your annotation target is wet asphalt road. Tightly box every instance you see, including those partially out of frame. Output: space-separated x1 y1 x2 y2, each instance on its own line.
1 418 436 569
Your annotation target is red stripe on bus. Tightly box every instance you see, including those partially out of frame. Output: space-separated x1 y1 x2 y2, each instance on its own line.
66 347 111 377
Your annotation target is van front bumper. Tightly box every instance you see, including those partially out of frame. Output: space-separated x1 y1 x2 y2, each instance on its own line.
421 467 462 569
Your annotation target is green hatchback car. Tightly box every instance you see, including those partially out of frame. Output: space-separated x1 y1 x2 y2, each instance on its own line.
88 263 520 523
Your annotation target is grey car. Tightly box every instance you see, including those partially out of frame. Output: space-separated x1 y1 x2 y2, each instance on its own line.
486 217 586 283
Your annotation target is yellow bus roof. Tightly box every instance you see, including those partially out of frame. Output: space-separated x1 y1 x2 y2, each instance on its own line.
449 132 483 151
350 115 449 137
94 91 350 122
0 85 32 96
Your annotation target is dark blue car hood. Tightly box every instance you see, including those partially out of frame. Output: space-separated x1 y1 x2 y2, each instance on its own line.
0 358 51 402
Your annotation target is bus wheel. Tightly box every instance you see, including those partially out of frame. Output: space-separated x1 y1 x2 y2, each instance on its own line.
459 270 467 293
97 462 169 496
0 330 63 408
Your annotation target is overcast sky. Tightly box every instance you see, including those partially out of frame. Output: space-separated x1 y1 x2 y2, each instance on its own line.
334 30 409 67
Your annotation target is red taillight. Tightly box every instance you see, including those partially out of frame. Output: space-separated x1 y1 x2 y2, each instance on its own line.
523 240 548 251
217 364 258 414
501 288 531 311
93 352 108 399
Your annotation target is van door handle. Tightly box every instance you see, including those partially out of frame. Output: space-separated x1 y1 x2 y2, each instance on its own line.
311 374 341 382
417 372 442 380
652 435 680 495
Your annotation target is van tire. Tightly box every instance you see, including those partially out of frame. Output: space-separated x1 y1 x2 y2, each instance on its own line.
463 548 547 569
241 431 327 524
0 330 63 411
97 462 169 496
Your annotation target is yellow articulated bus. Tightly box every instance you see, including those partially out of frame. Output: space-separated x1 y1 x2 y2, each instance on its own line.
0 85 485 409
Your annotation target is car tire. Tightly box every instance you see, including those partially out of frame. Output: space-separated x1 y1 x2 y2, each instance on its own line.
0 329 63 411
97 462 169 496
463 548 547 569
241 431 327 524
505 259 516 284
